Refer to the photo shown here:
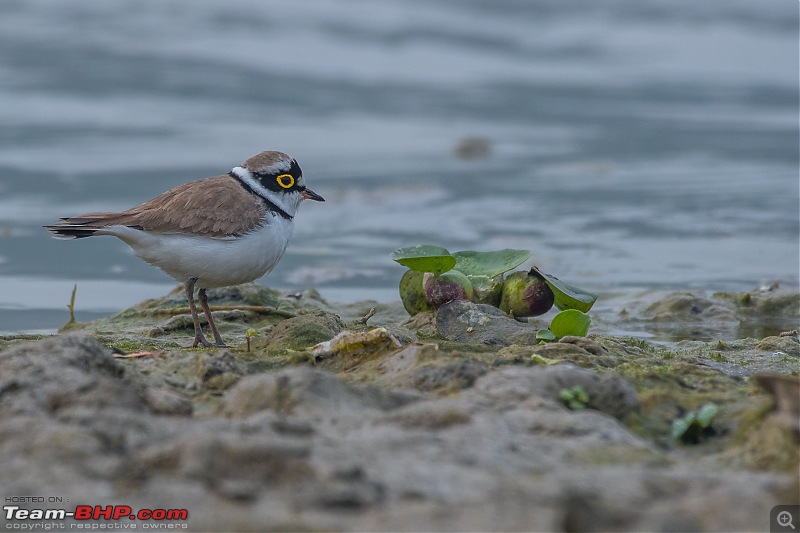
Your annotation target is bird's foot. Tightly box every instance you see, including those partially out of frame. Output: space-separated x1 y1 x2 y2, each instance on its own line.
192 332 228 349
193 332 214 348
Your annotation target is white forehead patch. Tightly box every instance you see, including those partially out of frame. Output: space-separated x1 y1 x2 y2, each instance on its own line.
248 158 293 175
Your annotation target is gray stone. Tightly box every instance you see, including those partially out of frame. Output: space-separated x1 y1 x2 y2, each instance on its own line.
435 299 540 345
643 292 737 322
143 387 194 416
0 334 143 417
473 363 639 419
221 366 421 419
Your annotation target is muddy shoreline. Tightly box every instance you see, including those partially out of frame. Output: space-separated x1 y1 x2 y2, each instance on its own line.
0 284 797 531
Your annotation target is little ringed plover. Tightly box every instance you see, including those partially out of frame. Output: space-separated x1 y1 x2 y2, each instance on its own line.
45 150 324 348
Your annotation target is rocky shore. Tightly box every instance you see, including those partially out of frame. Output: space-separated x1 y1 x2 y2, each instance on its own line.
0 284 797 531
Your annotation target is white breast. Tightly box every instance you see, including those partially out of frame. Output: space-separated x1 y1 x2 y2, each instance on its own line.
97 217 294 289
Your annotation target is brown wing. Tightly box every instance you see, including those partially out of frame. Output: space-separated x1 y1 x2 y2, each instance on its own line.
59 175 267 237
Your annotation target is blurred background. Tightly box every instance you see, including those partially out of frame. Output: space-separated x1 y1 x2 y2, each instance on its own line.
0 0 797 334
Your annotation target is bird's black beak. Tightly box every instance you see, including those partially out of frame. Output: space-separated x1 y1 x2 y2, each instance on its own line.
300 187 325 202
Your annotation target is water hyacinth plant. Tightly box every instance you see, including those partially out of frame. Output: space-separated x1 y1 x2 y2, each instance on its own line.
391 245 598 338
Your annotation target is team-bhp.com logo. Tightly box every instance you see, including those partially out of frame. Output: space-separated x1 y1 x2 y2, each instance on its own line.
4 504 188 525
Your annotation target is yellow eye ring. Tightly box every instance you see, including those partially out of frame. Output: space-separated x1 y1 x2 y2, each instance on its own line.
276 174 295 189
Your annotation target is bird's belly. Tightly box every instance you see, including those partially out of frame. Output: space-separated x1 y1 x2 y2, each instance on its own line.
105 221 293 288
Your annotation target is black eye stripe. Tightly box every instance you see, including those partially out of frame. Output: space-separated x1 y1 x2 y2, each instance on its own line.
252 159 303 191
252 160 303 191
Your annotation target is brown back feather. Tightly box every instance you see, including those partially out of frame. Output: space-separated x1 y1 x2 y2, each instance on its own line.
65 175 267 237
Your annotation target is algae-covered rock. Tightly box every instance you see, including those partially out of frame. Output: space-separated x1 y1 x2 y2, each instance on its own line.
261 311 344 351
720 288 800 320
731 374 800 472
643 293 736 322
474 364 639 420
311 328 403 357
193 350 243 392
401 311 438 338
559 336 610 356
754 374 800 437
530 340 616 368
628 288 799 341
756 335 800 357
311 328 404 372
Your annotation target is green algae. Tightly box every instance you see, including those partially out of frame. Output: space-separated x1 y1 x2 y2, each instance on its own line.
730 399 799 473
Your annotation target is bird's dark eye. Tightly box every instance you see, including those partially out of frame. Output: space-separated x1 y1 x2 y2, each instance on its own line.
276 174 295 189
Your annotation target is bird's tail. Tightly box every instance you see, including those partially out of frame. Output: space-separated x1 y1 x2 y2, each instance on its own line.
44 224 100 239
44 214 119 239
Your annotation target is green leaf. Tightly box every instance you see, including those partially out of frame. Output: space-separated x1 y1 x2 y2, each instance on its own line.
391 245 456 275
671 411 696 440
453 249 531 278
536 329 558 342
696 403 718 428
530 266 598 312
549 309 592 338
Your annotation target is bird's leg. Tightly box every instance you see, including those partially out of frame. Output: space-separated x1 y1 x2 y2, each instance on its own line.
186 278 213 348
199 288 227 348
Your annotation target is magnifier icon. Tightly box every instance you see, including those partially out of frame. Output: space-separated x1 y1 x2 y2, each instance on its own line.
778 511 796 530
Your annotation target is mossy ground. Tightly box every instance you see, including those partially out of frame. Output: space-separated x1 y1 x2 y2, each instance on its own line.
3 283 798 474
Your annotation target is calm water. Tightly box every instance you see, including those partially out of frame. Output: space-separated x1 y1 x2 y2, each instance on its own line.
0 0 797 336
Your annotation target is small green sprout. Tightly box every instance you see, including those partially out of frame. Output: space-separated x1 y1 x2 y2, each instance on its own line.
558 385 589 410
59 284 78 331
246 328 257 352
671 402 719 444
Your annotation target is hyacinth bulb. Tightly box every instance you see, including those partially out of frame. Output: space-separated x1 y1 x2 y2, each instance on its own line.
423 270 474 308
398 269 434 316
499 270 555 317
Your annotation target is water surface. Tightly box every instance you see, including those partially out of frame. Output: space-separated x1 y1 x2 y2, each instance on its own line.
0 0 797 338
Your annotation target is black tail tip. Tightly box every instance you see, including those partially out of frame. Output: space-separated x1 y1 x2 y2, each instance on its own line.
44 225 98 239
